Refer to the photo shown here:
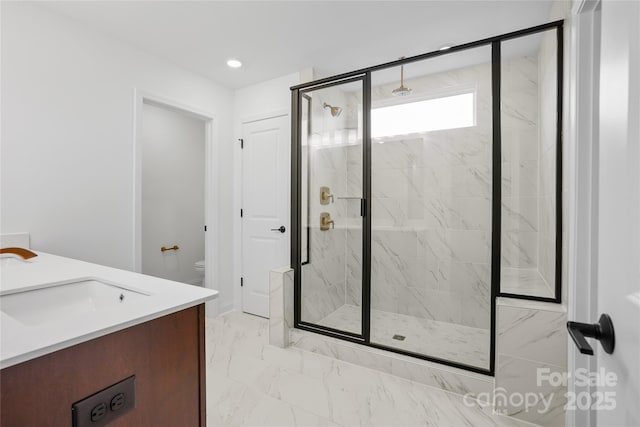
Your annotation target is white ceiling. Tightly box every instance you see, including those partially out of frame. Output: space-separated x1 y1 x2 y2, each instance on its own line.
39 1 555 89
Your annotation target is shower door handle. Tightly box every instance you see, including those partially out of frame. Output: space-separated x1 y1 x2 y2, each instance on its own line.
270 226 286 233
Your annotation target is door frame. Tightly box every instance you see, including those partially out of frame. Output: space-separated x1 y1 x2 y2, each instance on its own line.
567 1 601 426
235 110 290 314
132 89 219 297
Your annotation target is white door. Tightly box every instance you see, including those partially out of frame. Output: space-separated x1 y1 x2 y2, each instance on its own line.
570 1 640 425
594 1 640 424
241 115 289 317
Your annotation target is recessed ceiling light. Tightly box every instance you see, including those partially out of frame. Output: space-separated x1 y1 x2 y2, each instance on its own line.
226 59 242 68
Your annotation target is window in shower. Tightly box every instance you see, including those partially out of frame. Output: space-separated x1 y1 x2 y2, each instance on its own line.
371 91 475 138
291 20 563 376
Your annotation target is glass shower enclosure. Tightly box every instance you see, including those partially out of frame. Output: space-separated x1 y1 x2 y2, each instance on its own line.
290 21 563 375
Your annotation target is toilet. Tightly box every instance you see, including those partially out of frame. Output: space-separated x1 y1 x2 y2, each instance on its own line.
194 260 205 286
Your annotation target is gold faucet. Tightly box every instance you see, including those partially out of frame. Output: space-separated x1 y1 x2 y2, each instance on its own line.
320 186 334 205
320 212 335 231
0 247 38 259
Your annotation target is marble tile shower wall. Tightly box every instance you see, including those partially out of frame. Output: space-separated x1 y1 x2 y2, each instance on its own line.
301 85 361 324
301 144 348 324
302 56 548 327
343 57 541 329
501 55 541 274
495 302 567 427
365 134 493 328
537 30 558 291
343 61 494 329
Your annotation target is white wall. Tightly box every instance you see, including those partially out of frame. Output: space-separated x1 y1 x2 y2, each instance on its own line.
141 103 205 285
0 3 236 312
232 72 304 311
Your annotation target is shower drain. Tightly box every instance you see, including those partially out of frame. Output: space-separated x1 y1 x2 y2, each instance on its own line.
392 334 406 341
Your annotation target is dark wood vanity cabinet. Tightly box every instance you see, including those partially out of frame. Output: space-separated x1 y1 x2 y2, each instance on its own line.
0 305 206 427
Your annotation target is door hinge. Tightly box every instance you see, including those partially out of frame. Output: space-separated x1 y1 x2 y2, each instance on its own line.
240 277 244 287
204 225 207 232
239 138 244 149
240 209 243 218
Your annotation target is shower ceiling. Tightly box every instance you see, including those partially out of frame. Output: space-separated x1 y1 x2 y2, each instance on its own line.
39 1 554 89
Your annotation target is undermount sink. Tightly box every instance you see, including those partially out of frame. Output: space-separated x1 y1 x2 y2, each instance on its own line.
0 279 149 326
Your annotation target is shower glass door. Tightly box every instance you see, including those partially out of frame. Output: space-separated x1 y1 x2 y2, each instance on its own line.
369 46 493 370
297 77 365 337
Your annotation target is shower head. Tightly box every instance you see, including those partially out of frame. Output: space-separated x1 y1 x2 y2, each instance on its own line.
392 84 412 97
323 102 343 117
392 58 412 97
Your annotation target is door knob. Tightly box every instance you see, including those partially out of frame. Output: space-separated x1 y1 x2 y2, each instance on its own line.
270 226 286 233
567 313 615 355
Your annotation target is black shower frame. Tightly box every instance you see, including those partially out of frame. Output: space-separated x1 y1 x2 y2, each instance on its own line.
300 93 312 266
290 20 564 376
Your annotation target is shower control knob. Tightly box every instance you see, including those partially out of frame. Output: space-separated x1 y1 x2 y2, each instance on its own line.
270 226 286 233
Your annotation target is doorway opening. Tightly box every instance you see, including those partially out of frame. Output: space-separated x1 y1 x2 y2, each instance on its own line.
133 91 217 295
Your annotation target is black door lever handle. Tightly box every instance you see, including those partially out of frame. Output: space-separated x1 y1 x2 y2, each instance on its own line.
270 226 286 233
567 313 615 355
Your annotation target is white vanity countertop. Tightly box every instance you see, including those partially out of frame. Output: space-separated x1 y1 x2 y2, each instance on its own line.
0 251 217 369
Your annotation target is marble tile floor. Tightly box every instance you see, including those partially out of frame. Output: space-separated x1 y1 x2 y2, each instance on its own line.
315 305 490 369
500 268 554 298
205 311 538 427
